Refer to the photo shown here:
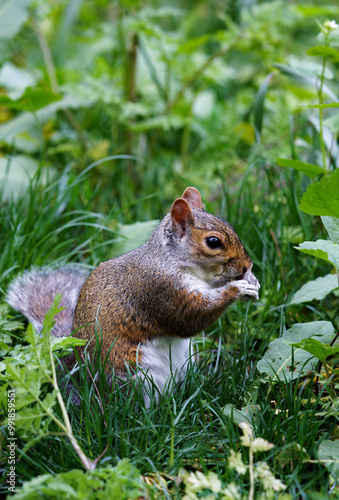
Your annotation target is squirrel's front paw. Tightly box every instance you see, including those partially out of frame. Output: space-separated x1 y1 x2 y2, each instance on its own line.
229 272 260 301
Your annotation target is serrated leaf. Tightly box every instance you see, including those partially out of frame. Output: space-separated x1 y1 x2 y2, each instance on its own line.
290 274 338 304
0 341 11 351
296 239 339 270
11 460 147 499
51 336 87 351
15 405 49 434
276 158 325 177
318 439 339 480
257 321 335 382
299 168 339 218
322 216 339 244
307 45 339 62
288 338 339 363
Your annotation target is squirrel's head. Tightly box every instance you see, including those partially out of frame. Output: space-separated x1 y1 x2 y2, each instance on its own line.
170 187 252 287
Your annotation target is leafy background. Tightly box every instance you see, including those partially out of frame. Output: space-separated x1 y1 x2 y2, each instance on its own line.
0 0 339 498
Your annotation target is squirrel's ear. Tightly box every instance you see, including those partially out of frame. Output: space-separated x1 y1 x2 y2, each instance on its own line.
170 198 194 238
182 187 203 210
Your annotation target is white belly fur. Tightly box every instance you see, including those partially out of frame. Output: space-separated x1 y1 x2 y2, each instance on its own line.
138 337 193 406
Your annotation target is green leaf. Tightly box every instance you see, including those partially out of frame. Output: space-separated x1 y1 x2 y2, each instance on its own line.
0 0 32 40
111 220 160 257
277 443 310 466
299 169 339 218
276 158 325 177
12 460 150 500
288 338 339 364
51 336 87 351
223 404 260 425
257 321 335 382
322 216 339 244
307 45 339 62
290 274 339 304
296 6 339 17
0 89 62 112
318 439 339 481
295 239 339 270
0 93 96 144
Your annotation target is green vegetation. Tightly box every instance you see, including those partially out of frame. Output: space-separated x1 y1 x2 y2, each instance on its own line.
1 0 339 498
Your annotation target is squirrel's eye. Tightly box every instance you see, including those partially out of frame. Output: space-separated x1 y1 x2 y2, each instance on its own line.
206 236 223 249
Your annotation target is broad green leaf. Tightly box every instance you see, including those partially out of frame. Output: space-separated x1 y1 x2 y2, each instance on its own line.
0 89 61 112
290 274 338 304
296 239 339 270
307 45 339 62
277 443 310 466
257 321 335 382
111 220 160 257
0 62 36 91
322 216 339 244
295 6 339 17
0 0 32 40
299 169 339 218
288 338 339 363
276 158 325 177
0 93 96 143
223 404 260 425
318 439 339 480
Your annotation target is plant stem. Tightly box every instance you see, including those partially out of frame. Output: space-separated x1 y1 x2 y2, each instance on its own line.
48 337 94 470
318 40 328 172
323 362 337 401
248 447 255 500
35 23 88 151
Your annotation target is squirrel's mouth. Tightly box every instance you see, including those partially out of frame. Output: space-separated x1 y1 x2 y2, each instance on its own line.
212 273 243 288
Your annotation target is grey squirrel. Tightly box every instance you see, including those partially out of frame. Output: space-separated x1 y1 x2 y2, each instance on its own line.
6 187 259 403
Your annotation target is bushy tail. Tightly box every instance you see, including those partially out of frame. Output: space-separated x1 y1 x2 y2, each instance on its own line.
6 266 89 337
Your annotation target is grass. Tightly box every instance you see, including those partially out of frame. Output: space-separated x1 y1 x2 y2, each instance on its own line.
0 157 337 498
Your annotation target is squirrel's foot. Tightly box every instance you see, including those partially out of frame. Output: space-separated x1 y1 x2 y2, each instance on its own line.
229 271 260 301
